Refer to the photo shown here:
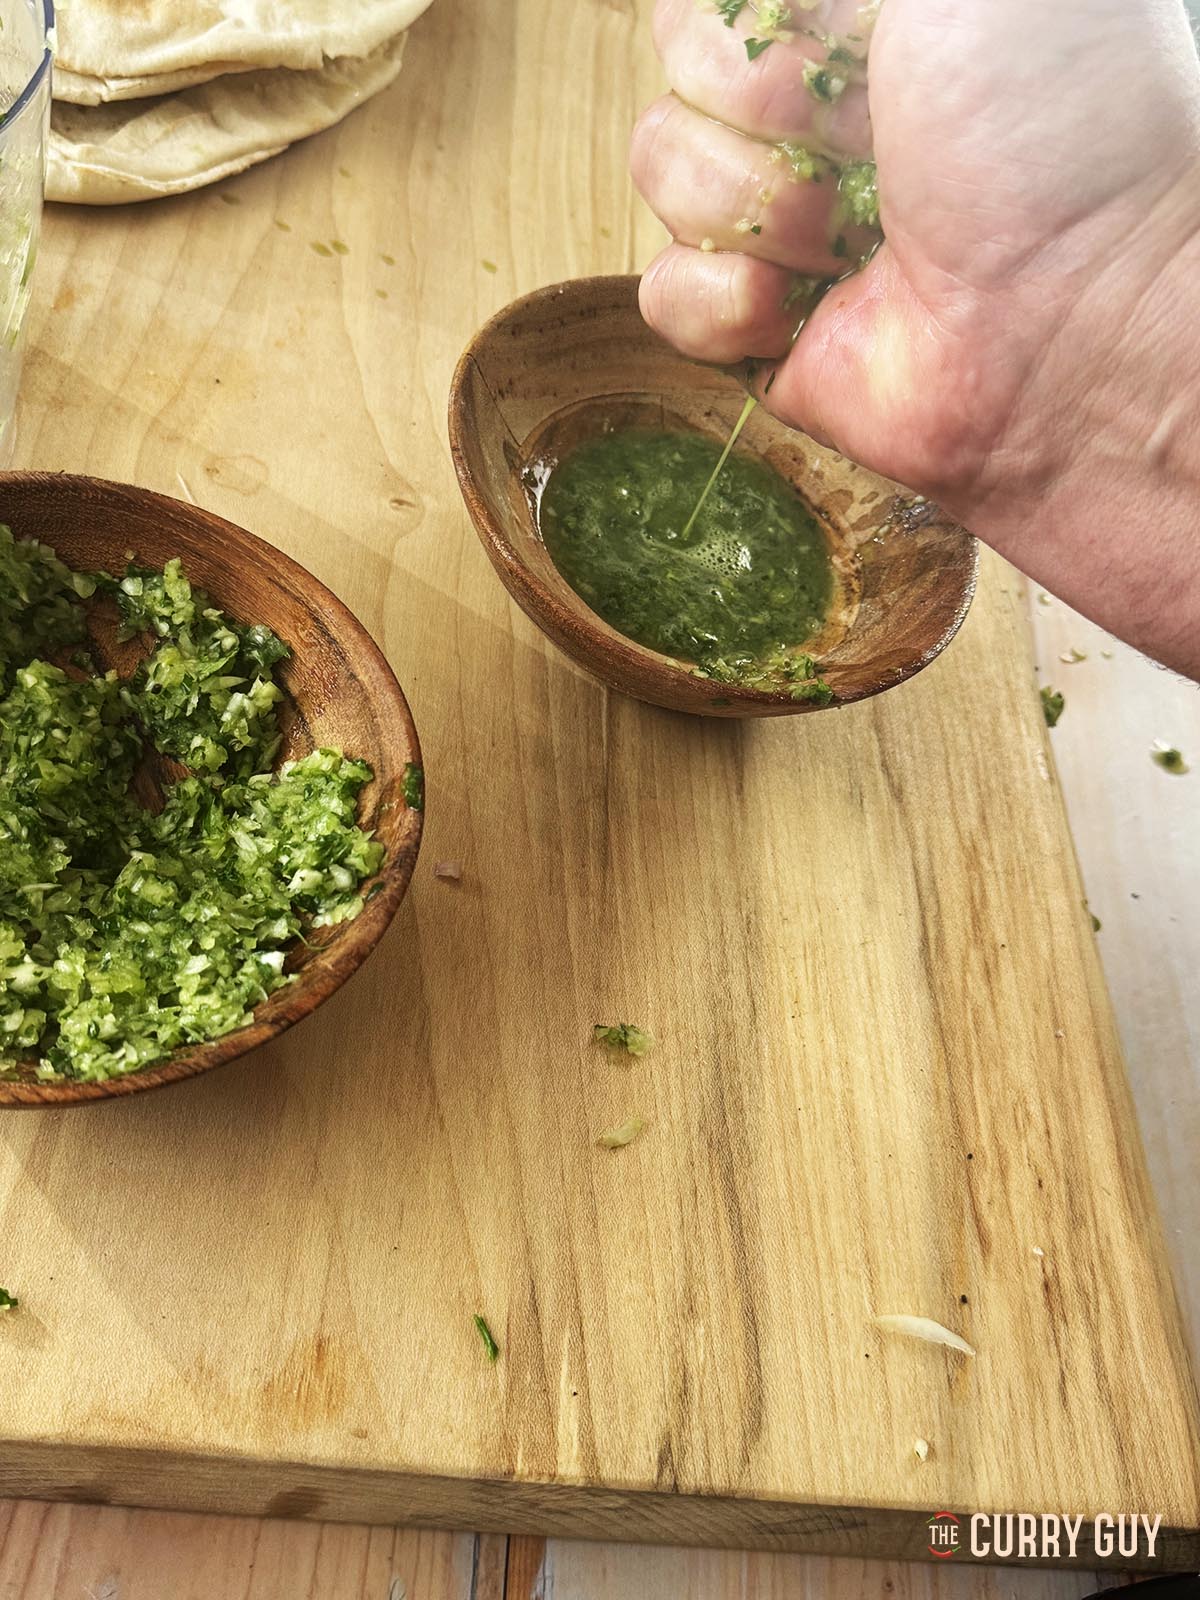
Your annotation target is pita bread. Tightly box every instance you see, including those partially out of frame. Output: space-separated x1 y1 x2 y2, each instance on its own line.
54 60 255 105
54 0 433 80
48 33 405 204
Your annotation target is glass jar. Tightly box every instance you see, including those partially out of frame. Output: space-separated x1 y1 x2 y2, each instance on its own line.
0 0 52 467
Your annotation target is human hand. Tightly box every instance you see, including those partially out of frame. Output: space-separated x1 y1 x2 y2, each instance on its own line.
631 1 1200 675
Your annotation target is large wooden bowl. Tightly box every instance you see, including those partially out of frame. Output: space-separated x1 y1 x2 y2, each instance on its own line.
449 276 978 717
0 473 422 1107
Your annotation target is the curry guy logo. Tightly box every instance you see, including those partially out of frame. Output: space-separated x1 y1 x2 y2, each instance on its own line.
926 1512 1165 1561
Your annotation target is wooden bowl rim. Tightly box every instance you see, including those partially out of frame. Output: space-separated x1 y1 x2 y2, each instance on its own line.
0 471 423 1109
448 274 979 716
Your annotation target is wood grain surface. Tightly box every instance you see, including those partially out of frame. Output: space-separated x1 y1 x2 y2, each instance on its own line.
0 1509 1133 1600
0 0 1197 1577
8 593 1193 1600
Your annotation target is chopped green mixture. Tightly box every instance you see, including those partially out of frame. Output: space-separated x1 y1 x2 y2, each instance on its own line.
473 1314 500 1362
597 1115 648 1150
777 146 881 233
755 0 795 30
694 647 833 703
802 59 848 102
0 527 93 673
707 2 884 237
0 530 386 1084
1040 686 1065 727
112 561 289 778
402 762 424 811
838 160 880 228
779 141 834 185
593 1023 654 1058
0 1288 16 1311
1151 746 1189 774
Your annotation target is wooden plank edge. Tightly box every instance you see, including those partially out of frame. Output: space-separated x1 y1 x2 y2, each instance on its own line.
1018 592 1200 1452
1 1444 1195 1573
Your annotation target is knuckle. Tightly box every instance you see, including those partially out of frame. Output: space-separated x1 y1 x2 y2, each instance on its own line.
628 99 673 192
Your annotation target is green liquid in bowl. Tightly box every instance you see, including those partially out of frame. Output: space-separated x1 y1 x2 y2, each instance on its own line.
537 429 834 679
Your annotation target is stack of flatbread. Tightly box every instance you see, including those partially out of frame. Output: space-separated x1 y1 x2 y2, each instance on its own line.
49 0 435 204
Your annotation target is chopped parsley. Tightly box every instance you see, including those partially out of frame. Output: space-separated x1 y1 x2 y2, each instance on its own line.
593 1023 654 1057
0 526 91 685
802 60 847 102
775 144 882 246
0 531 384 1083
745 37 773 58
402 762 424 810
695 647 834 703
1040 686 1065 727
109 560 289 779
473 1314 500 1362
715 0 749 21
1151 746 1189 774
778 142 834 184
788 676 836 706
756 0 794 29
838 160 880 227
0 1288 16 1311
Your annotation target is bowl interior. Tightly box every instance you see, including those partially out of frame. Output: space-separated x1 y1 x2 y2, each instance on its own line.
0 473 422 1106
450 276 978 717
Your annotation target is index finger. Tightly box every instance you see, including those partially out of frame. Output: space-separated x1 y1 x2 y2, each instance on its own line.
654 0 874 156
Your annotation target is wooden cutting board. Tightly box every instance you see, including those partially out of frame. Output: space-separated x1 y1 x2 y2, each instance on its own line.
1 0 1197 1568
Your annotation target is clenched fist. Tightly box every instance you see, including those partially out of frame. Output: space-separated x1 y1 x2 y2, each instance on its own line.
632 0 1200 678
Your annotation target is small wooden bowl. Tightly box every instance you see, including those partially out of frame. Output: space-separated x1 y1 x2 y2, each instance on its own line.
0 473 422 1107
449 276 978 717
